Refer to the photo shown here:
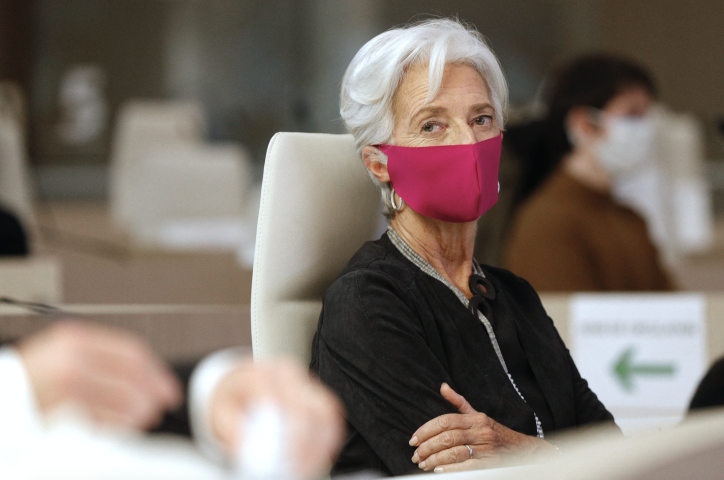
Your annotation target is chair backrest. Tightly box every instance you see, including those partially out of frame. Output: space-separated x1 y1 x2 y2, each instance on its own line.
129 141 252 247
108 100 206 228
251 132 381 362
0 82 35 227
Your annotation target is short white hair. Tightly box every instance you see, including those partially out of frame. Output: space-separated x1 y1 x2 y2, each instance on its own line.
340 18 509 216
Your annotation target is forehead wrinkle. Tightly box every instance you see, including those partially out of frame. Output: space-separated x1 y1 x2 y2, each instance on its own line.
392 65 432 125
392 63 495 129
410 105 446 122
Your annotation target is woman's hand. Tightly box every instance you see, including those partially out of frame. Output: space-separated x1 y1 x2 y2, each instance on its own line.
409 383 555 473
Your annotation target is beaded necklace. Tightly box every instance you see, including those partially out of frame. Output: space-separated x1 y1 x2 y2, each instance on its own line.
387 226 544 439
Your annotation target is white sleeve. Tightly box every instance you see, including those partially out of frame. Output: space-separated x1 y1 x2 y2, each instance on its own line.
0 346 43 434
188 347 250 463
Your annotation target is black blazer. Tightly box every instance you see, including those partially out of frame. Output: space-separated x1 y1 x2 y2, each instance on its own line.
311 233 614 476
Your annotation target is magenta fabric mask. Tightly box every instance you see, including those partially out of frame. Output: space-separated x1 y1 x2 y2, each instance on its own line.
379 134 502 223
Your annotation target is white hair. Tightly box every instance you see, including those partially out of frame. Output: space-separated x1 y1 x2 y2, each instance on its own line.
340 18 509 216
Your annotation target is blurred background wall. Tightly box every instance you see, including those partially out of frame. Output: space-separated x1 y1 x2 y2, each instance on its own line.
0 0 723 304
0 0 718 199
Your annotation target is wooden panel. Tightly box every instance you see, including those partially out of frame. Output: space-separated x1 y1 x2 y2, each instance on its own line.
0 304 251 363
0 256 62 303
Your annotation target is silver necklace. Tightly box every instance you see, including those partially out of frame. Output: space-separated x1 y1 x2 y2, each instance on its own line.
387 226 544 439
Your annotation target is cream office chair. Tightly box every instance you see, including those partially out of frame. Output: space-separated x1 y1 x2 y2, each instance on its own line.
130 141 252 248
0 82 35 227
251 132 381 362
108 99 206 229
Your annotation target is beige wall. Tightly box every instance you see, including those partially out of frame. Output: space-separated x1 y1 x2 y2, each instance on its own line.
602 0 724 117
17 0 724 197
0 304 251 363
602 0 724 159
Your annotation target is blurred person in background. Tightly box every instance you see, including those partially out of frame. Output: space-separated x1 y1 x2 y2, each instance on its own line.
0 320 344 479
504 55 674 292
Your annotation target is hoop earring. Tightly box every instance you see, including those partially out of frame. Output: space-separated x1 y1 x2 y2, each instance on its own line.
390 188 403 212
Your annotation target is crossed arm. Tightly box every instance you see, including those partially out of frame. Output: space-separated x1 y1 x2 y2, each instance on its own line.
315 270 556 475
410 383 554 473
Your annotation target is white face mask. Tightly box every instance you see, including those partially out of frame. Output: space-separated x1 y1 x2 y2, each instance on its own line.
594 114 656 177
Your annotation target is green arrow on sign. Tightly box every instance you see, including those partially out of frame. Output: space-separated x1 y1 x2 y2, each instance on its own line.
613 347 676 392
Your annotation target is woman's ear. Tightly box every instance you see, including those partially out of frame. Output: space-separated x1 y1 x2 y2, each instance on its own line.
361 145 390 183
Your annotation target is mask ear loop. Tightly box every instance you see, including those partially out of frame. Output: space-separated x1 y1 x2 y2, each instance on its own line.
390 187 403 212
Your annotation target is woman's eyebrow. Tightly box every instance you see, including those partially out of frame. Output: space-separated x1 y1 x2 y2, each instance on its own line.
410 103 494 122
471 103 495 113
410 105 446 122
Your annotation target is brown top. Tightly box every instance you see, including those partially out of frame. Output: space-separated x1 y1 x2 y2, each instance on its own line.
503 169 674 292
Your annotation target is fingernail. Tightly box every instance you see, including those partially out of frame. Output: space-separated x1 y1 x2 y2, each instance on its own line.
434 467 444 473
419 461 426 469
411 452 419 463
409 436 418 446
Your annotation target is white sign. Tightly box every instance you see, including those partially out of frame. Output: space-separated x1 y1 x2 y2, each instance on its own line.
571 294 707 424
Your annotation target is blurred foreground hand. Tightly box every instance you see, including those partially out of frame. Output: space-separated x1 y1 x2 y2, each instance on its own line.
210 359 345 479
17 321 182 430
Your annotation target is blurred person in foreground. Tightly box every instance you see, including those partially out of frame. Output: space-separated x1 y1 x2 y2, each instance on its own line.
503 55 674 292
311 18 618 478
0 320 344 479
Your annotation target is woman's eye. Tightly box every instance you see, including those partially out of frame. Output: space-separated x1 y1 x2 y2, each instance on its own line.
474 115 493 126
422 122 443 133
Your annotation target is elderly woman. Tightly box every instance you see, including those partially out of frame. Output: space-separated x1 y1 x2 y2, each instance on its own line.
310 19 615 477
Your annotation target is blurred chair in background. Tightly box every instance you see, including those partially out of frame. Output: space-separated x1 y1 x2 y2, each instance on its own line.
109 100 257 267
0 82 62 303
614 104 713 269
132 141 251 250
109 99 206 230
251 132 380 363
0 82 35 240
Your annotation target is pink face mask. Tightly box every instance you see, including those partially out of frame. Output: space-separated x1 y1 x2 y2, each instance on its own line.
379 134 502 223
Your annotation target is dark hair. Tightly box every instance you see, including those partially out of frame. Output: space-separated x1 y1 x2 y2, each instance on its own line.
511 54 656 203
545 54 656 160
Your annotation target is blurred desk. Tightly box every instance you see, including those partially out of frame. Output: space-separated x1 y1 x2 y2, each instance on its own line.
0 303 251 362
0 256 61 304
393 409 724 480
400 466 532 480
673 219 724 292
